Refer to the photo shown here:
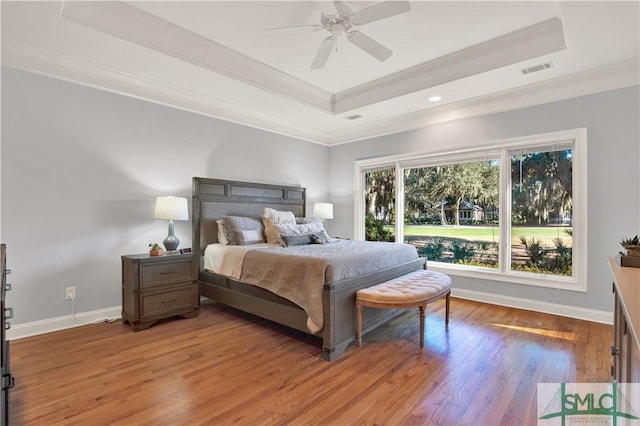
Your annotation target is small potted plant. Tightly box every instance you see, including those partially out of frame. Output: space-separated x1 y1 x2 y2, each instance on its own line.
620 235 640 257
149 242 163 257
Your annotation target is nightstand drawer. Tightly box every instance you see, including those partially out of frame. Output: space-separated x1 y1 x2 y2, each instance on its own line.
141 285 197 318
122 252 198 331
140 260 192 288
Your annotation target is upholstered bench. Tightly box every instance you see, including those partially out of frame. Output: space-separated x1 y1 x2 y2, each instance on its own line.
356 269 452 348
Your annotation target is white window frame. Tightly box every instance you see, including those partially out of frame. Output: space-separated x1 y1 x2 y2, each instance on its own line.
354 128 587 292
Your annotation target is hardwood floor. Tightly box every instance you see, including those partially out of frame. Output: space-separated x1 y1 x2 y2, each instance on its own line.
10 298 611 425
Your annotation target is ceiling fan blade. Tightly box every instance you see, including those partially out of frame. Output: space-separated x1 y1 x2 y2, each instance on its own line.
311 36 337 69
263 24 322 32
333 1 354 17
347 30 392 62
351 0 411 25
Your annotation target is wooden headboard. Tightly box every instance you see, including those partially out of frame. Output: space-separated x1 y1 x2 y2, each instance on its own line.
192 177 306 256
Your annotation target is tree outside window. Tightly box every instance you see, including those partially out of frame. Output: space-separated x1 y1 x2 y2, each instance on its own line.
510 148 573 276
403 160 500 269
364 168 395 242
358 130 584 287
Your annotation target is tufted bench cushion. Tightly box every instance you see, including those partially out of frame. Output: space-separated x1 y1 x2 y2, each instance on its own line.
356 270 452 305
356 269 451 348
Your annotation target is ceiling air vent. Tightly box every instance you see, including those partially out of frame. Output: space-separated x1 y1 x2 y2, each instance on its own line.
345 114 363 120
521 61 553 75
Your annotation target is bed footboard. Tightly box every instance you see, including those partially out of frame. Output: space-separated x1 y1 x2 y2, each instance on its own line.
321 257 427 360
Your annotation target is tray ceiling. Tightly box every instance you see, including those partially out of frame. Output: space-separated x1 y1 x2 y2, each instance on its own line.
2 1 639 145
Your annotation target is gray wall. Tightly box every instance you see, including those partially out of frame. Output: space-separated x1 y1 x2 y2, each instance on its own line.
1 67 328 324
329 85 640 313
2 65 638 325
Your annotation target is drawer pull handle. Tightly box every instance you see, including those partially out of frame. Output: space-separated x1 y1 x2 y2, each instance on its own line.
5 283 11 291
4 269 11 275
611 346 619 356
5 322 10 331
5 307 13 320
160 271 176 275
3 374 15 390
161 299 177 304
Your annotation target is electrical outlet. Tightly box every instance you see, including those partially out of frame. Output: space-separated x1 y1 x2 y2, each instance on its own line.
66 287 76 301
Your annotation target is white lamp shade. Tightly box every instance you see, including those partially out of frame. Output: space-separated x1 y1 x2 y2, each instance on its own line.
312 203 333 220
153 196 189 221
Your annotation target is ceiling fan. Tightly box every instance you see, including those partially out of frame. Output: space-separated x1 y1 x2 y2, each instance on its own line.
265 1 411 69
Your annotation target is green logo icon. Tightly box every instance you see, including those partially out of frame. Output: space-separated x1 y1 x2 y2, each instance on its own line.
539 383 639 425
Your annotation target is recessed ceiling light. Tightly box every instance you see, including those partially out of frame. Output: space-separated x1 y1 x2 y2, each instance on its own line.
428 96 442 102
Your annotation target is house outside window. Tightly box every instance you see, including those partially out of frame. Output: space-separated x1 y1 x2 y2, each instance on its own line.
356 128 587 291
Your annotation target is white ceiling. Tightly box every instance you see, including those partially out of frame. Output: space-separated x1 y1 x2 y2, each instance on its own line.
2 1 639 145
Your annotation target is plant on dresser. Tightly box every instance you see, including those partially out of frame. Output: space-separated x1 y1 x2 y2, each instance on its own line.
121 252 199 331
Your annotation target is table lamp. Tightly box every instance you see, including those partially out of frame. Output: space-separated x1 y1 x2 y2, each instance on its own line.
153 196 189 251
313 203 333 222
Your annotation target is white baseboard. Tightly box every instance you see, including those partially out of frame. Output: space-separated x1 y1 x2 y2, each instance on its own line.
6 306 122 340
5 290 613 341
451 288 613 325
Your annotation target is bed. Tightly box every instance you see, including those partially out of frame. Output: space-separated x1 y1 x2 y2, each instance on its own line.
192 177 426 360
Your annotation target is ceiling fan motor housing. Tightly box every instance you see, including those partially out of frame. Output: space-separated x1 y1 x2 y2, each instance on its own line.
321 12 353 36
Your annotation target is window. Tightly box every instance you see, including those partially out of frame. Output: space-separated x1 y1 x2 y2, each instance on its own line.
509 145 574 277
355 129 587 291
403 158 500 269
364 166 396 242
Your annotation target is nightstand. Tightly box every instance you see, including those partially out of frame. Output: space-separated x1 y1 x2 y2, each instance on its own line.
121 252 199 331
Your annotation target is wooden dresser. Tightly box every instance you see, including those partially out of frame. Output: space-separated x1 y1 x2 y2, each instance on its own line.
121 252 199 331
1 245 14 426
609 257 640 382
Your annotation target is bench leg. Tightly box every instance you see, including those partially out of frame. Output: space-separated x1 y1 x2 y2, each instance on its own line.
356 300 363 347
445 291 451 326
419 303 426 348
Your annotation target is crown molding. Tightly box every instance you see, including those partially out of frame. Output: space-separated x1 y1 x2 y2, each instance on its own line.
2 37 637 147
333 17 566 114
60 2 567 117
327 58 640 145
59 0 334 113
1 38 331 145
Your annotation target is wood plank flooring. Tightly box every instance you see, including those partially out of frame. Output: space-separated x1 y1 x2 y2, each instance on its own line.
9 298 611 425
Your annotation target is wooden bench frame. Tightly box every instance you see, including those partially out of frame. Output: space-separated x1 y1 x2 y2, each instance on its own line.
356 286 451 348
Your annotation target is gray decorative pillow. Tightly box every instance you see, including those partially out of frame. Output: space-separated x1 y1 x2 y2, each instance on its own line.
274 223 320 246
296 217 330 241
281 233 313 247
220 216 265 245
310 230 330 244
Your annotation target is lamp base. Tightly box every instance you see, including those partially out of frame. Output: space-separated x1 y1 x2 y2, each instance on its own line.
163 220 180 252
163 236 180 252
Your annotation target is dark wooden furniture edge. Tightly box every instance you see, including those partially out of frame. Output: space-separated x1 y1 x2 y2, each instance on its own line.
121 253 199 331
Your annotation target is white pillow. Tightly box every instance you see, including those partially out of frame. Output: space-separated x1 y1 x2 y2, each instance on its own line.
236 229 264 245
262 208 296 244
262 207 296 224
217 219 230 245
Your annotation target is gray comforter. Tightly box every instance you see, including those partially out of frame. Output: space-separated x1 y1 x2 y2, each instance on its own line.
239 240 419 333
